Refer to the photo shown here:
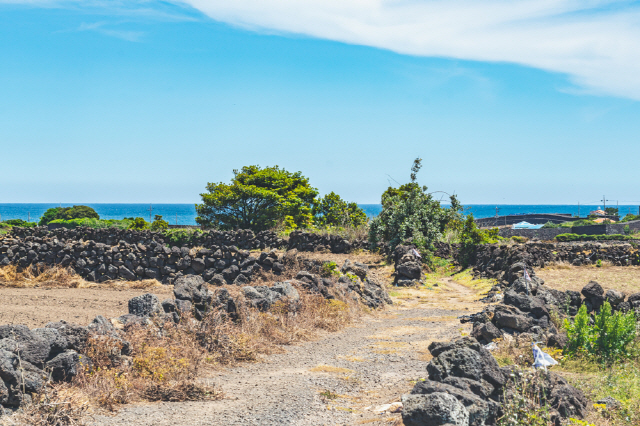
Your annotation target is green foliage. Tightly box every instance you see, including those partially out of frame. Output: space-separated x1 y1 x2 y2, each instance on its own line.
458 215 499 266
511 236 528 244
39 205 99 225
624 225 631 235
195 165 318 231
313 192 367 228
4 219 37 228
161 229 204 246
556 233 637 242
541 221 561 228
48 218 132 229
605 207 619 216
368 158 462 254
150 215 169 231
320 261 340 278
620 214 640 223
596 259 602 268
564 302 637 363
128 217 149 230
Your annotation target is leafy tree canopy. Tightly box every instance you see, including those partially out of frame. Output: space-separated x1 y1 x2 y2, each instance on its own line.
369 158 462 253
128 217 149 230
39 205 99 226
196 165 319 231
313 192 367 228
151 215 169 231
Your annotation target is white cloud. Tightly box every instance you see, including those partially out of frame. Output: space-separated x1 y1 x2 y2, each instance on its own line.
177 0 640 100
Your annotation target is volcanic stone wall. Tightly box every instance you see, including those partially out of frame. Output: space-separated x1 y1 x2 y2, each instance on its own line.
473 242 640 281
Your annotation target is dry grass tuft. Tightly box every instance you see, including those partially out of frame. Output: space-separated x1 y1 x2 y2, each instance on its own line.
0 265 162 290
7 384 90 426
537 265 640 295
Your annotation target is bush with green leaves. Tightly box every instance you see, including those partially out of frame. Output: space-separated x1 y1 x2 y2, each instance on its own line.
4 219 37 228
161 229 204 246
150 215 169 231
556 233 636 242
128 217 150 230
564 301 637 363
620 214 640 223
368 158 462 256
457 215 500 266
47 218 132 229
39 205 99 226
313 192 367 228
196 165 318 231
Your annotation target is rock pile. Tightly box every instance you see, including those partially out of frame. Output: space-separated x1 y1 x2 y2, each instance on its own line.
287 231 366 254
402 336 588 426
0 316 130 410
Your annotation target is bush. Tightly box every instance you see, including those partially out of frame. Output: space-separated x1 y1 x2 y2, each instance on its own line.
564 302 637 363
458 215 499 266
541 221 561 228
555 233 637 242
48 218 132 229
150 215 169 231
161 229 204 246
368 158 462 255
128 217 149 230
39 205 99 226
511 236 528 243
4 219 37 227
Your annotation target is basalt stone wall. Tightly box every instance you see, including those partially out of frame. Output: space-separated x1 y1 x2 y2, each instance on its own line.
9 227 362 254
473 242 640 281
287 230 367 254
0 235 285 286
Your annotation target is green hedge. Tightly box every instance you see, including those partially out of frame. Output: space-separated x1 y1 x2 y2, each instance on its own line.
555 233 638 242
48 218 132 229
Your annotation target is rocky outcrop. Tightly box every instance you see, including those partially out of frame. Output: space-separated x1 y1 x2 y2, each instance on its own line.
403 336 588 426
393 245 423 286
0 316 130 409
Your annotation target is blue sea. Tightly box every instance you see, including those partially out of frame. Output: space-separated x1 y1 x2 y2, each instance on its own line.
1 203 638 226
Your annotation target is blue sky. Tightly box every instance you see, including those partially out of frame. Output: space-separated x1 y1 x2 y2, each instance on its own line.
1 0 640 205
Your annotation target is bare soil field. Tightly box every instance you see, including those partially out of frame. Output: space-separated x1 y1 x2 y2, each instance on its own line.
0 286 174 328
537 264 640 295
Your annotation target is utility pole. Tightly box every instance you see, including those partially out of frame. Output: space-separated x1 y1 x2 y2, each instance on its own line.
148 204 153 223
176 213 178 225
578 202 580 218
28 212 30 222
495 206 499 227
603 195 606 211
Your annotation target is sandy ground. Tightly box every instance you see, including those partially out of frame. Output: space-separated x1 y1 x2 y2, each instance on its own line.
0 286 174 328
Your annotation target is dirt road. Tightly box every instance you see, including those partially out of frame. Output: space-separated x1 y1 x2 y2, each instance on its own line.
89 279 482 426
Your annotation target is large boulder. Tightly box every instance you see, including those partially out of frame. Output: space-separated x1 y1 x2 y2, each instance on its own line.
411 380 500 426
128 293 162 317
605 289 625 307
402 392 469 426
426 337 506 389
173 275 212 306
0 325 51 367
46 350 90 382
45 321 90 352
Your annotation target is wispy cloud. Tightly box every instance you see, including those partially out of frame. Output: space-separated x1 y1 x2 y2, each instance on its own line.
76 21 144 42
175 0 640 100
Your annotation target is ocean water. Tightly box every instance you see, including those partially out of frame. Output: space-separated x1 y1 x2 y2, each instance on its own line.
1 203 638 226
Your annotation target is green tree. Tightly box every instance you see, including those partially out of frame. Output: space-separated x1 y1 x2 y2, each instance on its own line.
128 217 149 230
39 205 99 225
150 215 169 231
313 192 367 228
195 165 319 231
368 158 462 254
605 207 619 216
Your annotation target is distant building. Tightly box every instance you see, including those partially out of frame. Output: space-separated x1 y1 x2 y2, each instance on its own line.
590 208 606 216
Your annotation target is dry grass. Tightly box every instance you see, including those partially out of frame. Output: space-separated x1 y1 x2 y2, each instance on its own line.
0 265 162 290
5 385 90 426
537 264 640 295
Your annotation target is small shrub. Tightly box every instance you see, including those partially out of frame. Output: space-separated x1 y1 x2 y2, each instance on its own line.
39 205 99 226
511 236 528 244
150 215 169 231
128 217 149 230
596 259 602 268
564 302 637 363
4 219 37 227
321 261 340 277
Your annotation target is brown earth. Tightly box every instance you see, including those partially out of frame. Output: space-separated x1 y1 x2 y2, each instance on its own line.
0 286 173 328
537 264 640 295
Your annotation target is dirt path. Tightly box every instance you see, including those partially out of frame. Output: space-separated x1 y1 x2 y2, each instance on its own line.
89 278 482 426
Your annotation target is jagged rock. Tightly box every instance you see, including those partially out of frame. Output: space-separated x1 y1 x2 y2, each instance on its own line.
45 321 89 352
173 275 212 306
402 392 469 426
128 293 162 317
471 322 502 343
605 289 625 307
0 325 51 367
547 333 568 349
411 380 500 426
581 281 604 299
46 350 91 382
